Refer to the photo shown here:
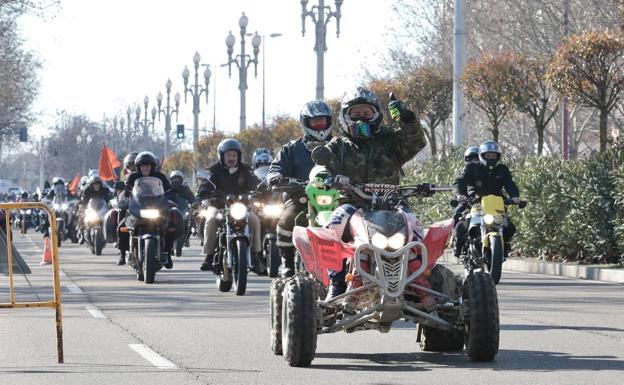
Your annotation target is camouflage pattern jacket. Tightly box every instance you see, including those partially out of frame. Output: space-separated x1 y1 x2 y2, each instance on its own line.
319 120 426 185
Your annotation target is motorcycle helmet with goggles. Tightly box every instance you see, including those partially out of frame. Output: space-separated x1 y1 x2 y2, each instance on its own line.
464 146 479 164
339 87 383 139
478 140 502 169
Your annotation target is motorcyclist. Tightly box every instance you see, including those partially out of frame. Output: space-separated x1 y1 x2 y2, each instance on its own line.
252 148 273 191
198 138 263 273
311 87 427 300
267 100 334 278
169 170 196 248
452 140 521 260
122 151 139 180
452 146 480 223
120 151 172 267
78 176 112 244
18 191 29 202
46 177 67 200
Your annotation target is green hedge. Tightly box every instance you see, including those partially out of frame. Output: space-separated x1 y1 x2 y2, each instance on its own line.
404 146 624 264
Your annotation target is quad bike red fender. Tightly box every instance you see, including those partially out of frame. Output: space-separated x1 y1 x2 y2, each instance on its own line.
293 225 354 287
421 219 453 270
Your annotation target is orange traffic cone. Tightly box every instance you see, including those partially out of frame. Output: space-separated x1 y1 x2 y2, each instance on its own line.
40 236 52 265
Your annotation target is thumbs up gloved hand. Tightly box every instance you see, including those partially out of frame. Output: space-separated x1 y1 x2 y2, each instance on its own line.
388 92 416 124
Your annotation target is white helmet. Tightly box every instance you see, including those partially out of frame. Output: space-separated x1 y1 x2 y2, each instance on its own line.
169 170 184 181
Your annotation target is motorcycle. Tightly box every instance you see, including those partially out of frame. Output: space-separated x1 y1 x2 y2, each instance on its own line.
83 197 108 255
15 208 34 234
454 195 526 284
122 177 183 284
210 193 253 296
270 178 500 367
253 192 283 278
51 196 71 247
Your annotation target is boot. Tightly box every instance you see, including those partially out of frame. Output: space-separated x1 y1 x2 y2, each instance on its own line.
200 254 214 271
325 278 347 302
252 252 267 276
117 251 126 266
280 247 295 278
164 253 173 269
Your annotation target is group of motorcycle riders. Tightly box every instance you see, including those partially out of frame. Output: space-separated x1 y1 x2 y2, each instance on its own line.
13 86 522 300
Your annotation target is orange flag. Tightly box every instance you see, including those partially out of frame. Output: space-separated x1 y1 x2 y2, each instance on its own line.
98 144 117 181
106 146 121 169
68 173 81 195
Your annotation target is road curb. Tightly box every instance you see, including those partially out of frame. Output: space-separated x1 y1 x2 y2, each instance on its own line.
438 252 624 284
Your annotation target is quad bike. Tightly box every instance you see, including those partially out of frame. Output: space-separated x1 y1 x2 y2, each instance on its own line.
270 178 500 367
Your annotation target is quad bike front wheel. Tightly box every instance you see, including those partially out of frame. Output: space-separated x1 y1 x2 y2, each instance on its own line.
270 278 285 355
282 275 318 367
463 271 499 362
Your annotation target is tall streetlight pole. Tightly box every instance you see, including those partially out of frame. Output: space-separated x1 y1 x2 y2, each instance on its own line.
261 32 282 130
136 95 157 142
301 0 343 100
225 12 262 132
182 51 211 187
156 79 180 160
452 0 467 146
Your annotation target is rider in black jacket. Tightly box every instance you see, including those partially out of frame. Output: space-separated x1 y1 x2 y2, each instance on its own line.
267 100 333 278
452 140 521 259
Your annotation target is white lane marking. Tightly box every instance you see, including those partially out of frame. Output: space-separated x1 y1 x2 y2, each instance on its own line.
128 344 178 369
85 304 107 319
66 283 84 294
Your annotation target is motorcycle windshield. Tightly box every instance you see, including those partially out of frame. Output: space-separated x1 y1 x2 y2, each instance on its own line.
132 177 165 199
87 198 107 211
54 185 67 198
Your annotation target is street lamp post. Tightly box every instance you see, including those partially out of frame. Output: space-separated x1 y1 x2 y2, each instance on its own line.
300 0 343 100
182 51 211 184
136 95 157 142
157 79 180 160
261 32 282 130
225 12 262 132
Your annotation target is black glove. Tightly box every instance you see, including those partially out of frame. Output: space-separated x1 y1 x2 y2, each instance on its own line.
388 92 416 123
267 173 282 186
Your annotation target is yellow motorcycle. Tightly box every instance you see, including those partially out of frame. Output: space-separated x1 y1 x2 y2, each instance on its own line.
459 195 526 284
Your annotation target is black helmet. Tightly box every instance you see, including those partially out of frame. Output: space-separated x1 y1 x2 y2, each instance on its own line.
478 140 502 169
21 191 28 199
124 151 139 171
464 146 479 164
217 138 242 166
300 100 333 142
52 177 65 186
339 87 383 139
134 151 158 170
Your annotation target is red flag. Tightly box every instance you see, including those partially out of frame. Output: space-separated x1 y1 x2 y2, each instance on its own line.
106 146 121 169
68 173 81 195
98 144 117 181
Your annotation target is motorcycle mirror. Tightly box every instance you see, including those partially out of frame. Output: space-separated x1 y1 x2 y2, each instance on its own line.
518 201 528 209
450 199 459 207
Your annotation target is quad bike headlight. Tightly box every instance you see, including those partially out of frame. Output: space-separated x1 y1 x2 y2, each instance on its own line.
262 204 282 218
229 202 248 220
315 195 334 206
140 209 160 219
483 214 495 225
84 209 98 223
371 232 388 249
388 232 406 250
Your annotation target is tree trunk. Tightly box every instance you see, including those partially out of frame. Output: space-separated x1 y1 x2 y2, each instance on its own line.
537 125 544 156
429 125 437 157
599 108 608 153
491 123 499 142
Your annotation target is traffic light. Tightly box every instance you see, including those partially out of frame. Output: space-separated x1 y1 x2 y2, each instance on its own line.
176 124 185 139
19 127 27 142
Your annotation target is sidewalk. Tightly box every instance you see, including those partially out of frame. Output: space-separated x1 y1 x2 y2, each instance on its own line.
439 252 624 284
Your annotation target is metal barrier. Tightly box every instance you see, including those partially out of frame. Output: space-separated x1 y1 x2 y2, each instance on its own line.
0 202 64 363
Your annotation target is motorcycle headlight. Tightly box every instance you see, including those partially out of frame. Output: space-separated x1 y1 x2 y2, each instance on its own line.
84 209 98 223
315 195 334 206
253 201 262 208
61 203 68 210
388 232 406 250
200 209 211 219
371 232 388 249
53 204 60 210
24 210 31 215
229 202 247 220
483 214 495 225
262 204 282 218
140 209 160 219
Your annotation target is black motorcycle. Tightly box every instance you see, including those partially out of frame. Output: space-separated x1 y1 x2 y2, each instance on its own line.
253 191 283 278
173 197 191 257
124 177 182 284
212 193 253 296
83 197 108 255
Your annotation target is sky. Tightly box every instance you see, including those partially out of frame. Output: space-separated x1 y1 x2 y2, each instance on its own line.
18 0 397 145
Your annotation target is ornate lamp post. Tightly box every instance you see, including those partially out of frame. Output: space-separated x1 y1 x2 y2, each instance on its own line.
225 12 262 132
300 0 343 100
182 51 211 184
156 79 180 159
136 95 157 142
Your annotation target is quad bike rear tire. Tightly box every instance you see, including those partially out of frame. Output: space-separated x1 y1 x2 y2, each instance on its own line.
282 275 318 367
463 271 499 362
